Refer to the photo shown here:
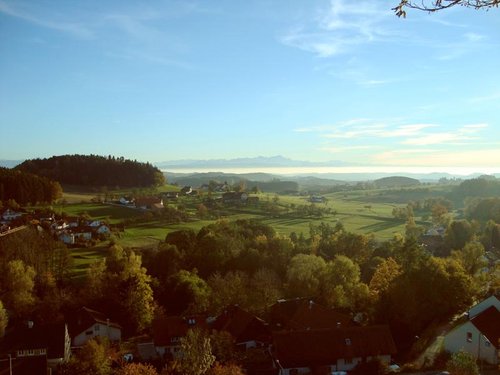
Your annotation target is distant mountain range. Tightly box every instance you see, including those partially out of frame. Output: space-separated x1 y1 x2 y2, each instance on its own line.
0 160 23 168
157 155 354 169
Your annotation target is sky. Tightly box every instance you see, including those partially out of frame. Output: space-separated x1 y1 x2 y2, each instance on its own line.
1 0 499 171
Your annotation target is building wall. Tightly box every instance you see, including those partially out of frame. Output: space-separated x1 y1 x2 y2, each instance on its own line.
444 321 498 365
73 323 121 347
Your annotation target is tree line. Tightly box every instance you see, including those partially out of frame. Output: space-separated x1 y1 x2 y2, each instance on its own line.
0 167 62 205
16 154 165 188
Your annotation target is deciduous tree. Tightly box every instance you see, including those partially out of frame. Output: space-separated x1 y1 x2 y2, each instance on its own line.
0 300 7 337
173 329 215 375
115 363 159 375
3 259 36 318
446 350 479 375
286 254 326 298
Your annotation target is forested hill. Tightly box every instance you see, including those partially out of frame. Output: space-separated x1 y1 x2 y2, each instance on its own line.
16 155 165 188
0 167 62 204
373 176 420 188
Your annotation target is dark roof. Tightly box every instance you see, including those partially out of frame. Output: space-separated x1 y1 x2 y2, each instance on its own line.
471 306 500 348
273 325 397 368
0 323 68 360
270 298 352 331
0 356 47 375
153 315 210 347
70 307 121 337
214 305 271 344
135 197 162 206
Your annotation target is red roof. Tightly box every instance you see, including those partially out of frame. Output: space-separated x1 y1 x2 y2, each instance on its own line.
214 305 271 344
471 306 500 348
273 325 397 368
70 307 121 337
153 315 210 347
135 197 162 207
270 298 352 331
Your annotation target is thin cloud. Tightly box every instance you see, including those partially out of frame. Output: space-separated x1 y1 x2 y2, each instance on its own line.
322 122 434 139
402 124 487 146
374 148 500 167
0 0 94 39
321 145 376 153
468 92 500 104
280 0 393 58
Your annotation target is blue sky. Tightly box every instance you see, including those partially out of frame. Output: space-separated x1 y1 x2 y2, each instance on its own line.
0 0 499 170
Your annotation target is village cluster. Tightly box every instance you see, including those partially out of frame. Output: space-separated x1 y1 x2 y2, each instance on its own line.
0 295 498 374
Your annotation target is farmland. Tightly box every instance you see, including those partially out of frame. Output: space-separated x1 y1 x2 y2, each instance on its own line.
55 183 453 278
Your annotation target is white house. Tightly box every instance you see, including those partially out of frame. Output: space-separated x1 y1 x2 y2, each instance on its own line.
71 307 122 347
444 296 499 365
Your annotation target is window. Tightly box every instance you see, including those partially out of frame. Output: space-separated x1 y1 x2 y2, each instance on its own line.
485 341 491 347
95 324 100 331
345 358 353 364
466 332 472 343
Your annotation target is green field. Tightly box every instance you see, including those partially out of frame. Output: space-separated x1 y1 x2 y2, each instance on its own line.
59 184 446 278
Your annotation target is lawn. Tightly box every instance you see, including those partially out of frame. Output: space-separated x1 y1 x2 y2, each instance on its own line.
70 244 109 280
53 202 144 223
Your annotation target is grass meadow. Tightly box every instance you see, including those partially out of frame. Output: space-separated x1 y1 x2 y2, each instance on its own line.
60 184 444 278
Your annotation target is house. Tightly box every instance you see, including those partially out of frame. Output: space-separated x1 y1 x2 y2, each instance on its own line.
70 307 122 347
0 322 71 374
272 325 397 374
309 195 325 203
119 197 134 205
153 315 211 359
1 209 23 222
468 295 500 319
135 197 164 210
444 296 500 365
163 192 179 200
213 305 272 350
180 186 193 195
222 192 248 204
95 224 111 235
73 227 93 242
88 220 103 227
58 231 75 245
270 298 352 331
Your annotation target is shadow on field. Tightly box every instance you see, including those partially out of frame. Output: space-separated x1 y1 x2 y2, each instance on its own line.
360 220 401 232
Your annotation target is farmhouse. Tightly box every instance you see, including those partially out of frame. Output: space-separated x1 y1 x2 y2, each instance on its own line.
153 314 211 359
0 322 71 373
309 195 325 203
70 307 122 347
213 305 272 350
135 197 164 210
272 325 396 374
222 191 248 204
444 295 500 365
270 298 352 331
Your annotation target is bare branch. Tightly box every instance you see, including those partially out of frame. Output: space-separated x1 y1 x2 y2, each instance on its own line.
393 0 500 16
